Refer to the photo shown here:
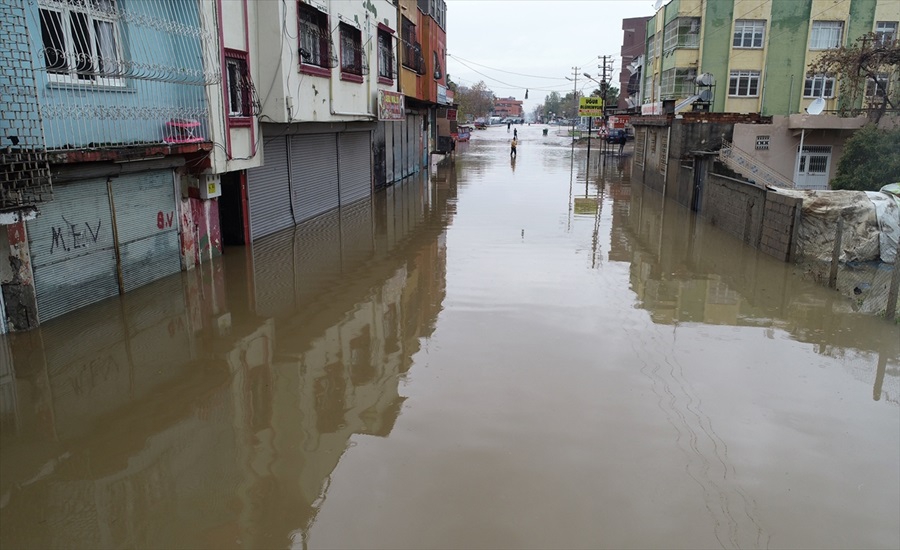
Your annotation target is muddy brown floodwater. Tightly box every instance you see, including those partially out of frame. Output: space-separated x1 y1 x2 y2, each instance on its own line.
1 124 898 550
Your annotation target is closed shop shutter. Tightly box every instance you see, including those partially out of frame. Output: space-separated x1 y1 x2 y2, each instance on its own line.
398 118 407 179
247 136 292 240
385 122 395 184
27 179 119 321
338 132 372 206
291 134 339 223
113 171 181 292
407 114 417 175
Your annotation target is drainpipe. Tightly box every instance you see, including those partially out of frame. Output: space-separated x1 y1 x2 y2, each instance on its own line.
329 1 375 119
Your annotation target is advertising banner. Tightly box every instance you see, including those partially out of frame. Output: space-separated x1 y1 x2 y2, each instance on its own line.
578 97 604 117
377 90 405 121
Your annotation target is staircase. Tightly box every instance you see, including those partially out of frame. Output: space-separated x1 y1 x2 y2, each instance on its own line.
719 140 795 189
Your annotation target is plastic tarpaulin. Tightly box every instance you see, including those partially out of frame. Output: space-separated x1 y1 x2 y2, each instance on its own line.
774 186 899 264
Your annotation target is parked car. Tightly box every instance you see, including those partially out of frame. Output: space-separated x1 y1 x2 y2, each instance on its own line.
606 129 627 143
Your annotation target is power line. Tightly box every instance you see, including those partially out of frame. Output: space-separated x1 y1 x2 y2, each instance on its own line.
447 53 570 81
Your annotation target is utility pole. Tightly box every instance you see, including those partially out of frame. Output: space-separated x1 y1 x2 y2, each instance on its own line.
598 55 614 159
570 66 580 145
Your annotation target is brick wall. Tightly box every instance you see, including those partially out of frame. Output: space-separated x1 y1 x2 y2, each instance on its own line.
0 0 51 212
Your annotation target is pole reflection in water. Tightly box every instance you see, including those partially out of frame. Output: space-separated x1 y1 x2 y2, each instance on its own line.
0 168 457 549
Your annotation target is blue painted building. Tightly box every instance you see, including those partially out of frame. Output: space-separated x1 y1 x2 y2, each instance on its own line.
1 0 220 328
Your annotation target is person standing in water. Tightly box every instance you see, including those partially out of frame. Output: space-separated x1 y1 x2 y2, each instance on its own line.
511 136 518 157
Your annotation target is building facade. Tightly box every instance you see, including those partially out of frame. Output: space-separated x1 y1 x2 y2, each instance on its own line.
1 0 450 332
639 0 897 189
493 97 524 119
619 16 650 111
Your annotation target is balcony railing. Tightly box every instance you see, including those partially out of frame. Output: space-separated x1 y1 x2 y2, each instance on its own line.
719 140 795 189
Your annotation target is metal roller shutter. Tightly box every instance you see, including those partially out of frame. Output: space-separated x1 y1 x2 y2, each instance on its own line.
27 179 119 321
247 136 292 240
398 118 407 179
112 171 181 292
385 122 395 184
338 132 372 206
291 134 339 223
407 115 416 175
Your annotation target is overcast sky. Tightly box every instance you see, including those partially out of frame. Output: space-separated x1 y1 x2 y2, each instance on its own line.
446 0 656 114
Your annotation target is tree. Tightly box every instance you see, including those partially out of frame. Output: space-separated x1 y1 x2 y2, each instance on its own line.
543 91 562 120
831 125 900 191
455 80 494 121
531 104 544 122
590 85 620 108
808 33 899 122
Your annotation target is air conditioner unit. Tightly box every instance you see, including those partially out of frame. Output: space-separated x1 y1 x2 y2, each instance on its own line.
199 174 222 199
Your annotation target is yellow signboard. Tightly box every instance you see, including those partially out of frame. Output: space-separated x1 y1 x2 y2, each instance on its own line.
578 96 604 117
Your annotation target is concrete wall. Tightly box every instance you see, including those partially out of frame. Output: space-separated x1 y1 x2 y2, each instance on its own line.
699 166 803 262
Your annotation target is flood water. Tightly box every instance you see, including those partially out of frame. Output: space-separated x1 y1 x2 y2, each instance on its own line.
1 125 898 550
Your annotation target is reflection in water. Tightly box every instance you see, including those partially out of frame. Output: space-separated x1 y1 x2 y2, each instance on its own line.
622 184 900 405
0 169 456 549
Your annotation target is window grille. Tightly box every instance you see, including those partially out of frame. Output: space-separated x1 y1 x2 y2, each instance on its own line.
38 0 124 86
299 4 336 69
225 49 258 120
755 135 770 150
339 23 367 76
377 29 395 80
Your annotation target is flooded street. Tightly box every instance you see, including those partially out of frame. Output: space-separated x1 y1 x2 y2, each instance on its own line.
1 125 898 549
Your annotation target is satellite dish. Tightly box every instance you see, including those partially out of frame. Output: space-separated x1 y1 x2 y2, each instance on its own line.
807 97 826 115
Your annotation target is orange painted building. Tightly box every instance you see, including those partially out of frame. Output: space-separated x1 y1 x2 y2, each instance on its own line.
494 97 524 119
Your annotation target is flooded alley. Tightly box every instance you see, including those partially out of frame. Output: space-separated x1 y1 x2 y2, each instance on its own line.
1 125 898 550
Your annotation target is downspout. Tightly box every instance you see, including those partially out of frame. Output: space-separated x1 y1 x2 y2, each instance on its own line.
329 1 375 118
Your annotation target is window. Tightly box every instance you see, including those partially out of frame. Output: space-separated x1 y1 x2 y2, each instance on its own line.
875 21 898 45
804 74 835 97
646 34 656 61
225 49 252 122
377 27 394 82
38 0 123 86
401 16 417 70
660 67 696 96
733 20 765 48
663 17 701 51
755 135 770 150
728 70 760 97
865 73 889 98
339 23 364 81
433 51 442 80
298 3 332 75
809 21 843 50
